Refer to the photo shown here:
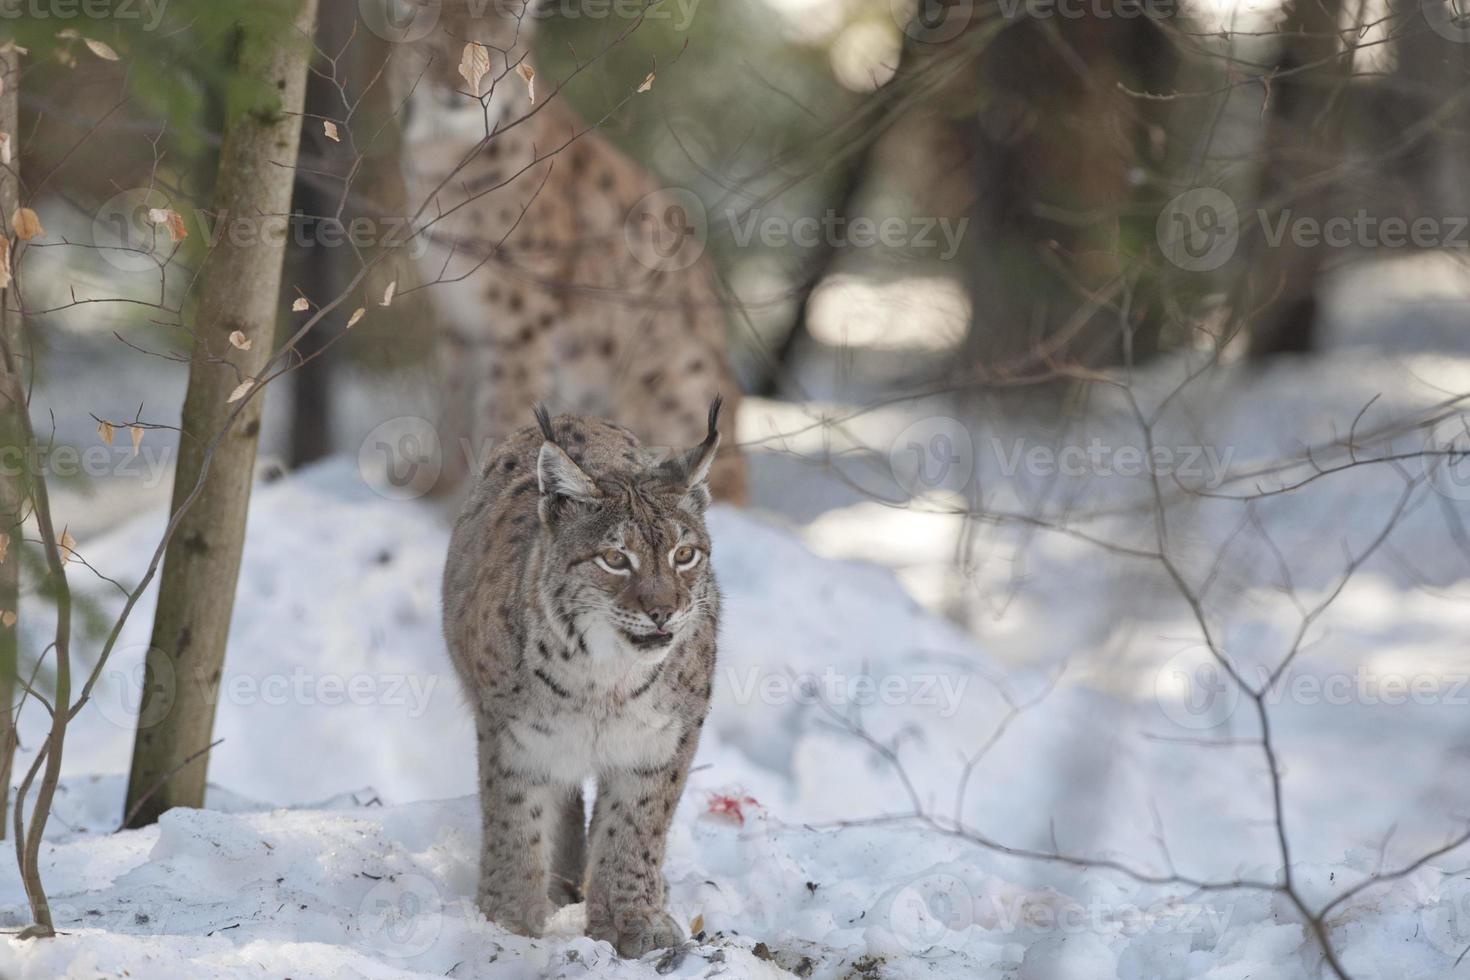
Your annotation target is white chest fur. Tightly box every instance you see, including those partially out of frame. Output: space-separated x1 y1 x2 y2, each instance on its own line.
505 623 682 782
506 700 680 783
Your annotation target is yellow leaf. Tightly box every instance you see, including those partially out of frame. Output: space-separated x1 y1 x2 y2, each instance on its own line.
227 379 254 403
637 72 654 93
59 529 77 564
459 42 491 97
291 296 310 312
97 420 114 446
1 611 14 628
229 330 252 351
517 62 536 104
689 913 704 935
380 280 397 307
130 425 143 455
323 120 340 143
346 307 366 329
84 38 119 61
12 207 43 241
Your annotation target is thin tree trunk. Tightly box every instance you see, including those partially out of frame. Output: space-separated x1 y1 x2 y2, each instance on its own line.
0 39 21 841
287 0 354 468
124 0 320 828
1239 0 1345 359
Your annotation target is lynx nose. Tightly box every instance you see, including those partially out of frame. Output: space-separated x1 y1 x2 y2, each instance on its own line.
644 605 674 629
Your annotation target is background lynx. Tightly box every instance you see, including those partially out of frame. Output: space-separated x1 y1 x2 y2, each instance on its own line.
441 400 723 956
391 0 747 501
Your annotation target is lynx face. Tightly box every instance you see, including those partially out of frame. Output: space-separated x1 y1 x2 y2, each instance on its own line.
534 410 718 654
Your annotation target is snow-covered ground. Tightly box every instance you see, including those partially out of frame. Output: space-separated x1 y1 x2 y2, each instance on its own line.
0 340 1468 978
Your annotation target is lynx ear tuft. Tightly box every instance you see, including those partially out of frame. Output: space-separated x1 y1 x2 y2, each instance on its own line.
534 406 600 523
662 395 722 514
533 403 557 444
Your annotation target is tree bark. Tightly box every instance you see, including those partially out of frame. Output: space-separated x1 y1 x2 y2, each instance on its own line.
287 0 355 468
124 0 320 828
0 39 21 840
1239 0 1345 359
962 16 1175 373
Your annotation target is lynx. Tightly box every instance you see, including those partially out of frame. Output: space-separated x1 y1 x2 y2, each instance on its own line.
441 400 722 957
390 0 746 501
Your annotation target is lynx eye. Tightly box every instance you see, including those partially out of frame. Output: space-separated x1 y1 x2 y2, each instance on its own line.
596 549 631 572
673 545 698 568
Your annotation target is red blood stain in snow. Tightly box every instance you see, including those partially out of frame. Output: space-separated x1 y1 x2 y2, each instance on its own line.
704 792 761 828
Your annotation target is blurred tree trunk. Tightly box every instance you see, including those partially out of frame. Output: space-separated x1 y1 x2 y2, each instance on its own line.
124 0 320 828
0 40 21 839
287 0 354 468
1239 0 1345 359
961 16 1175 374
1389 0 1470 219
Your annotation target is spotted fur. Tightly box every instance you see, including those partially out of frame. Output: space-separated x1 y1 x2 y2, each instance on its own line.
391 0 746 502
442 401 722 957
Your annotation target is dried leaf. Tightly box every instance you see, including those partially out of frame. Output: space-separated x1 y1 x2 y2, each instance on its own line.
459 42 491 96
227 379 254 403
0 237 11 291
84 38 119 61
59 528 77 564
346 307 366 329
291 296 310 312
0 532 10 564
516 62 536 104
689 914 704 935
0 611 14 628
637 72 655 93
130 425 144 455
0 133 11 166
380 280 397 307
228 330 252 350
322 120 340 142
11 207 43 241
148 207 188 243
97 420 114 446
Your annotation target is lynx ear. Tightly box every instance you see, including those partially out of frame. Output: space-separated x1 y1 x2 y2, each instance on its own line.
661 395 722 513
534 405 600 522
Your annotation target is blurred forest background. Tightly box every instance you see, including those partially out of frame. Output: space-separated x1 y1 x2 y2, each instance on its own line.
0 0 1468 968
14 0 1469 541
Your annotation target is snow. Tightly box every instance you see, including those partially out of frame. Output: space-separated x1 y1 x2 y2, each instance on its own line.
0 348 1468 977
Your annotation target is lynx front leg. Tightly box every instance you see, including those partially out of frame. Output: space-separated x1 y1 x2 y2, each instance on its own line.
474 731 559 937
585 732 698 958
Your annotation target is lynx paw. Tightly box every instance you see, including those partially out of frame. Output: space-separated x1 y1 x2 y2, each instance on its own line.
479 890 550 939
588 908 683 958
